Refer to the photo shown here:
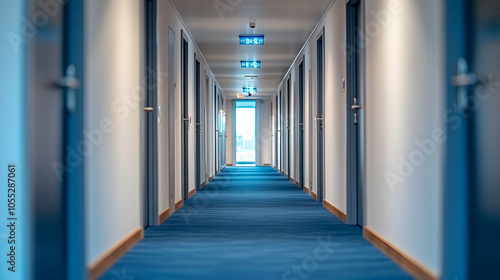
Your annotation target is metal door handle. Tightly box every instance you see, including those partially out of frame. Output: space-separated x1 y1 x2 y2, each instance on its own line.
144 107 154 112
299 123 304 126
351 105 363 110
182 117 191 123
55 77 80 90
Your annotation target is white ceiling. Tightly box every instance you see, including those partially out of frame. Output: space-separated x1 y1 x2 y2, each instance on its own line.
171 0 332 100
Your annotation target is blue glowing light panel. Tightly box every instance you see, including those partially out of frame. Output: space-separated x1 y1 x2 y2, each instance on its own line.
243 87 257 94
241 61 261 68
240 35 264 45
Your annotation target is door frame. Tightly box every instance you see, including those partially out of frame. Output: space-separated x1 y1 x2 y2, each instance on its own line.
316 28 325 202
181 30 190 200
346 0 365 226
442 0 469 278
235 100 257 165
64 0 86 278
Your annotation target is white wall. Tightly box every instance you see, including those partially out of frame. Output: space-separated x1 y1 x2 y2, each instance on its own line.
272 0 444 276
364 0 444 275
157 1 222 209
84 0 143 265
275 0 347 206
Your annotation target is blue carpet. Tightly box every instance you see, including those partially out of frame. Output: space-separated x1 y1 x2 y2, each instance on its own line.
101 167 412 280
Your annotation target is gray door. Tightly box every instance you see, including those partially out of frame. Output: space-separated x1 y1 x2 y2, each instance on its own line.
195 58 202 190
26 0 85 278
298 60 305 190
145 0 158 227
316 32 325 202
181 32 190 200
346 0 365 226
168 28 176 209
287 78 291 177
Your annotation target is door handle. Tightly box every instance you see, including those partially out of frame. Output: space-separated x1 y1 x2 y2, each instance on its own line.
144 107 154 112
351 98 362 124
182 117 191 123
55 64 80 113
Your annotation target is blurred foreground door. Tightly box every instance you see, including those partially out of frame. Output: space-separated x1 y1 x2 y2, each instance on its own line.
26 0 85 279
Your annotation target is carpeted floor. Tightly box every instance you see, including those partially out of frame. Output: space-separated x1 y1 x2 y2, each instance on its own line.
101 167 412 280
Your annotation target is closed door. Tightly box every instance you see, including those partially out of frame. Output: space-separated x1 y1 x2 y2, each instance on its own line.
181 32 189 200
287 78 291 176
316 32 325 202
27 0 85 278
168 28 176 209
195 59 201 190
346 0 365 226
298 60 305 190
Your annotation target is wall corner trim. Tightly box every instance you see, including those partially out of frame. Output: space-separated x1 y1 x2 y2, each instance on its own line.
159 207 171 224
88 227 144 280
175 199 184 211
188 188 197 199
311 191 317 201
323 200 347 223
363 227 439 280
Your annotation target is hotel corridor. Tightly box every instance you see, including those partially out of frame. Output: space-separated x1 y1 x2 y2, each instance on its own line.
102 167 410 279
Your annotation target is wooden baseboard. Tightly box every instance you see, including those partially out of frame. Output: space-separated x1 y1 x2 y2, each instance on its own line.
227 163 233 166
304 186 310 193
263 163 271 166
188 188 196 199
323 200 347 223
200 181 207 189
175 199 184 211
364 227 438 280
311 191 318 200
88 227 143 280
158 207 171 224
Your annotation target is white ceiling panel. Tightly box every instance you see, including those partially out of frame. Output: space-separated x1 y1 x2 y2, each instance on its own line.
171 0 332 99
